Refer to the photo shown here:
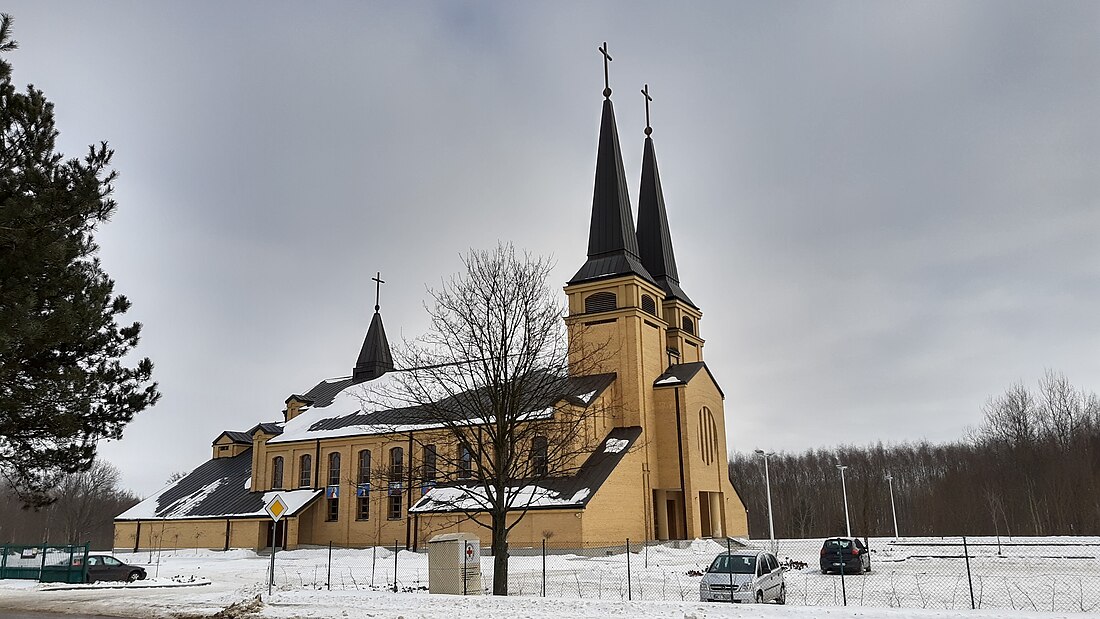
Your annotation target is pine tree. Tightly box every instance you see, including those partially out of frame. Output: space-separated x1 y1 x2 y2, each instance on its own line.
0 14 160 507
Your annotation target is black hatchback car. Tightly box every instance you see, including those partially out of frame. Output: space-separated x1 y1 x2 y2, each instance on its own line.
74 554 147 583
819 537 870 574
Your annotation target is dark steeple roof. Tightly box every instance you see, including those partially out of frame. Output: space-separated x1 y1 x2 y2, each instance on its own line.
570 97 655 285
636 135 695 307
352 310 393 384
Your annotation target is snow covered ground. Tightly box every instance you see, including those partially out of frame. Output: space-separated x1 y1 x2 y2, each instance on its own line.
0 537 1098 618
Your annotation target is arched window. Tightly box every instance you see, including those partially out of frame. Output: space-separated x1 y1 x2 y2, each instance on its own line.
641 294 657 316
531 436 548 477
271 456 284 489
389 447 404 481
328 452 341 486
682 316 695 334
698 407 718 465
584 291 617 313
298 454 312 488
458 445 473 479
357 449 371 484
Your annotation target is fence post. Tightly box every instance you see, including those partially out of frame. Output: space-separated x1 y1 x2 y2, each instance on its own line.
371 544 377 588
1 545 7 579
541 539 546 597
327 541 332 591
727 538 733 604
645 541 649 570
839 549 847 606
38 544 46 583
963 536 975 609
393 540 399 593
626 538 632 601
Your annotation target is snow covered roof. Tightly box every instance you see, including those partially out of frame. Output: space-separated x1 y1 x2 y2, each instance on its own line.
116 449 320 521
267 373 616 445
409 426 641 514
652 362 724 397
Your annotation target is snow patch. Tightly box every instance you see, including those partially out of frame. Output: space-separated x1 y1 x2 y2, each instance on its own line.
604 438 629 453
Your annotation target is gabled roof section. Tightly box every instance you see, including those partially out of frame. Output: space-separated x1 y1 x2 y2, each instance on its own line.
653 361 725 398
295 377 353 409
248 422 284 437
636 135 696 308
213 431 252 445
570 98 655 286
267 373 616 445
409 426 642 513
115 449 321 521
353 310 393 384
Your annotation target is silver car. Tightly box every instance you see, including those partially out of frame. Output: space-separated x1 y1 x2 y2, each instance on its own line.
699 550 786 604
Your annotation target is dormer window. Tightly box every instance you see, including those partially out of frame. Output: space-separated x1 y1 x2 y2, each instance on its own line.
584 291 617 313
681 316 695 335
641 294 657 316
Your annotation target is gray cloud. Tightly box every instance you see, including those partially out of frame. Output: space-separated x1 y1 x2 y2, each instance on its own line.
5 2 1098 494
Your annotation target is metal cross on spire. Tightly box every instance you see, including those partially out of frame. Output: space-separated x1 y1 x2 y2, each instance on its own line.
371 272 385 312
598 42 613 98
641 83 653 136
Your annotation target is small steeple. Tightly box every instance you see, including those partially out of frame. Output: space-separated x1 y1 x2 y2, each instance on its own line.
570 43 655 285
352 272 393 384
635 85 695 307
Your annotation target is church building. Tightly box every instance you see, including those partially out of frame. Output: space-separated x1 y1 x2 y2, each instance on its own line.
114 58 749 552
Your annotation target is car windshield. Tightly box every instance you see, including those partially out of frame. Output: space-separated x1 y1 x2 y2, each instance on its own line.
707 554 757 574
824 539 853 551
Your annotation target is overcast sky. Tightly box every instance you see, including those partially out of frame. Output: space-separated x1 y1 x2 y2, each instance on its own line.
7 2 1099 496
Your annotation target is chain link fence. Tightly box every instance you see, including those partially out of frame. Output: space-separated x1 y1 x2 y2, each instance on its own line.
261 536 1100 613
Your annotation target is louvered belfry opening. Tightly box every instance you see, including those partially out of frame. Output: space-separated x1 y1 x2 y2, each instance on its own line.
584 291 618 313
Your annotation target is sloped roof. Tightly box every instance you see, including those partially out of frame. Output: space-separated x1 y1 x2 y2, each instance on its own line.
268 372 616 445
213 431 252 445
636 135 696 308
353 311 393 384
116 449 320 521
570 97 655 286
653 362 725 398
288 377 353 408
409 426 642 513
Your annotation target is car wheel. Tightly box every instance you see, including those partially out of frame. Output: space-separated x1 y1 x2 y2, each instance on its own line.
127 570 143 582
776 584 786 605
755 590 764 604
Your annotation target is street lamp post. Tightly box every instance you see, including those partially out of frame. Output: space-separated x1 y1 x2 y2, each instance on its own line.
754 449 776 551
885 473 899 540
836 463 851 537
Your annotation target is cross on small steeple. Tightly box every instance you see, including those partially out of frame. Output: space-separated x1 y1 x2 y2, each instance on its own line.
371 272 385 312
598 42 613 98
641 83 653 136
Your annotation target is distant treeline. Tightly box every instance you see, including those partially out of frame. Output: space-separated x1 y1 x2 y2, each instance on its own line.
0 461 139 550
729 372 1100 539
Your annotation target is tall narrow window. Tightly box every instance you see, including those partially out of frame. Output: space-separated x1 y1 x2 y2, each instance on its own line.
357 449 372 484
298 454 312 488
326 497 339 522
458 445 473 479
387 494 403 520
328 452 341 486
423 444 437 481
271 456 284 489
389 447 404 481
357 494 370 521
531 436 548 477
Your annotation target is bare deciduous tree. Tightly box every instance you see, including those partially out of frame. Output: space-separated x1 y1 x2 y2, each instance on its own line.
368 244 614 595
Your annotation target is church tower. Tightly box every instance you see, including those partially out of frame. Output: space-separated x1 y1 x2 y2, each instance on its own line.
564 46 671 430
565 49 747 541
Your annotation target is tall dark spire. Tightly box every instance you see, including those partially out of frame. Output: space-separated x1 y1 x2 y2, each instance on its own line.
635 86 695 307
570 44 654 285
352 272 393 383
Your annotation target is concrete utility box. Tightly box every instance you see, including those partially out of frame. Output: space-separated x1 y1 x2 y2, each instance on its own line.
427 533 483 595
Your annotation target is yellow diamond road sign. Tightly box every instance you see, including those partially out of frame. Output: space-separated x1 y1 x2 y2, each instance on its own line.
265 494 288 522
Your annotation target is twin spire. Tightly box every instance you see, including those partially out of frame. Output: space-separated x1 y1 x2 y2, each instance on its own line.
570 44 694 308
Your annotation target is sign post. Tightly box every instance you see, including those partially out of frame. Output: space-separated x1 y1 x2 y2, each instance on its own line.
264 494 288 596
